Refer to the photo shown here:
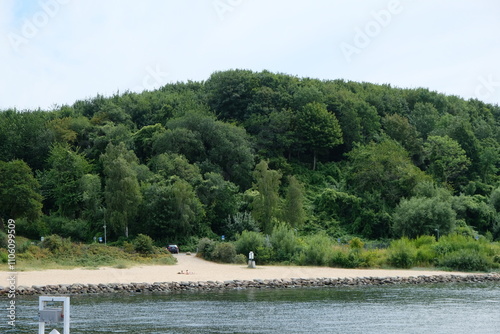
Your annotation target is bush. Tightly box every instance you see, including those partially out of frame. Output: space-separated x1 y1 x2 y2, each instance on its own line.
388 238 416 269
438 249 492 271
299 233 332 266
0 231 7 249
349 237 364 250
197 237 216 259
235 230 265 257
211 243 237 263
44 216 91 242
270 223 300 262
0 250 7 263
41 234 73 255
133 234 155 255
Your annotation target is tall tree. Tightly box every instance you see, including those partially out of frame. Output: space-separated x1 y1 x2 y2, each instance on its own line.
282 175 306 228
294 102 343 170
252 160 282 234
101 142 142 237
0 160 43 231
41 144 92 217
423 135 471 186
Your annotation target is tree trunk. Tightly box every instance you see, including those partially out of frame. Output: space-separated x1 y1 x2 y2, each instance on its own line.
313 151 317 171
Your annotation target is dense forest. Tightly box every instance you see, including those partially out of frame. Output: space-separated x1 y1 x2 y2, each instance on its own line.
2 69 500 248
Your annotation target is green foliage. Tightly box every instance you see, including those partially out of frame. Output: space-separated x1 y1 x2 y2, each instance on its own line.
210 242 237 263
3 69 500 253
393 196 456 238
197 237 216 258
282 175 306 228
252 160 282 234
438 249 492 271
223 212 260 240
235 230 266 258
101 142 142 237
299 233 332 266
0 160 43 222
133 234 155 255
270 223 300 262
423 135 471 186
294 102 343 169
41 234 73 255
387 238 417 269
44 216 91 242
347 139 431 207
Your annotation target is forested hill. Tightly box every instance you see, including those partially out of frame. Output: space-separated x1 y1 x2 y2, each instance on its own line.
1 69 500 243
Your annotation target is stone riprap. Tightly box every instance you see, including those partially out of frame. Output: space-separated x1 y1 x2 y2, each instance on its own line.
2 273 499 296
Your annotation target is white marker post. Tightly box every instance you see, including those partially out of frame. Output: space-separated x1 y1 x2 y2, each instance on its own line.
248 251 256 268
38 296 70 334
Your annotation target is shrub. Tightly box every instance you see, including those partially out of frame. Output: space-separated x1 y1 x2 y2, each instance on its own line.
438 249 492 271
388 238 417 269
44 216 91 242
299 233 332 266
133 234 155 255
349 237 364 250
197 237 216 259
41 234 73 255
0 231 7 249
413 235 436 248
270 223 300 262
415 246 437 267
0 250 7 263
211 243 237 263
235 231 265 257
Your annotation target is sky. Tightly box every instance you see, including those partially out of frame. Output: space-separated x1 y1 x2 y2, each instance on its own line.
1 0 499 111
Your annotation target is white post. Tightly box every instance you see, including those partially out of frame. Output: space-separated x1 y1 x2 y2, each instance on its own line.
248 251 256 268
39 296 70 334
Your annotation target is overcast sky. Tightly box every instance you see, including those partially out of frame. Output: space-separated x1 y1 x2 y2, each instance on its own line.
1 0 499 111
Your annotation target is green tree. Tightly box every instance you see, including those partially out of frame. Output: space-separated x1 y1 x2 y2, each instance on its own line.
101 142 142 237
148 153 203 186
409 102 439 138
252 160 282 234
382 113 423 164
294 102 343 170
393 196 456 238
80 174 104 232
166 112 255 188
132 123 166 162
140 178 206 240
0 160 43 230
41 144 92 217
196 172 239 236
282 175 306 228
423 135 470 186
347 139 431 207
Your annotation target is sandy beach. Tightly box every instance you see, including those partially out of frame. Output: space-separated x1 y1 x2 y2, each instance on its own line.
1 253 471 287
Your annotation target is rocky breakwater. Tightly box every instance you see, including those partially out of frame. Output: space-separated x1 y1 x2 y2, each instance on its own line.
2 273 499 296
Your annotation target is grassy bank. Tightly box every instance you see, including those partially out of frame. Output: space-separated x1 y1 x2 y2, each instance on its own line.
198 227 500 272
0 234 176 271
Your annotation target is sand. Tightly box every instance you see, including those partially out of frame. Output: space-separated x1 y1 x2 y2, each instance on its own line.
1 253 470 287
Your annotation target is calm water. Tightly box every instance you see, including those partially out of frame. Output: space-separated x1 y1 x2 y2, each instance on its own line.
2 282 499 333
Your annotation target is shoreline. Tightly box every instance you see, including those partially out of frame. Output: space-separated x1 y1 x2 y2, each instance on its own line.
2 254 498 295
3 273 500 296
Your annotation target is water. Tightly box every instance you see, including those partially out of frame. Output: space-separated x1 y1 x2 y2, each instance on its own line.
2 282 499 333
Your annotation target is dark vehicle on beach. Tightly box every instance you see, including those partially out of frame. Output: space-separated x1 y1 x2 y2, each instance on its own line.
167 245 179 254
